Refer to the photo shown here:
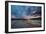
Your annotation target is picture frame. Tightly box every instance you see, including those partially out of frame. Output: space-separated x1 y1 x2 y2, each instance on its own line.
5 1 45 33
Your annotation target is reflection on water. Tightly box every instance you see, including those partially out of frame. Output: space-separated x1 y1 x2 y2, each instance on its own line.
11 19 41 28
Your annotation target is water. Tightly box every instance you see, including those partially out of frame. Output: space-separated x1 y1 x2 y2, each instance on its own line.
11 19 41 28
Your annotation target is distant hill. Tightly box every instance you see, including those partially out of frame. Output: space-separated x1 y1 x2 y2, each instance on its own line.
11 16 41 20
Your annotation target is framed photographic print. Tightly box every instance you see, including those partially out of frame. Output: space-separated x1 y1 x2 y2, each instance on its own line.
5 1 45 33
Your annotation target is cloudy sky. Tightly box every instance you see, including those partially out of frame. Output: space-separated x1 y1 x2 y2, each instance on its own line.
11 5 41 18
